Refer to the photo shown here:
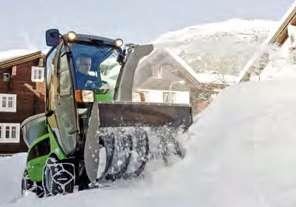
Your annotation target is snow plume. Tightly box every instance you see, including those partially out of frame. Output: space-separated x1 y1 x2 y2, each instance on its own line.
258 44 296 80
154 19 277 76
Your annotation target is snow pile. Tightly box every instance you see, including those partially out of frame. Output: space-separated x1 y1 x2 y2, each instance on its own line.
258 43 296 80
154 19 277 76
2 79 296 207
0 154 26 206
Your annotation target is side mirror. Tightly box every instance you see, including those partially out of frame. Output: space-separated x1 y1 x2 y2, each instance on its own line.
46 29 60 47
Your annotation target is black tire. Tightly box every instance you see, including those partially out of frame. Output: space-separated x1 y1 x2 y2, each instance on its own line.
36 182 45 198
43 156 75 196
21 170 33 196
21 170 44 197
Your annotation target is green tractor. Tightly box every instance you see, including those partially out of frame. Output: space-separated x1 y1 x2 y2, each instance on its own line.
21 29 192 197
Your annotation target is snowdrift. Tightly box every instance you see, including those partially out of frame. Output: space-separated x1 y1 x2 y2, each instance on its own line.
2 79 296 207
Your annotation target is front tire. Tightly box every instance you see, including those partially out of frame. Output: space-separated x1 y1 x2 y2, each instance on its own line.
43 156 75 196
21 170 33 196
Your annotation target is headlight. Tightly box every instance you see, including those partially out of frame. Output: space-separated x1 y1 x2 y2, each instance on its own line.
114 39 123 47
67 31 77 41
75 90 94 103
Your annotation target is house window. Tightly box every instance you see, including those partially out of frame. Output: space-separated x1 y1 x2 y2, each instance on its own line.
31 66 44 82
5 126 9 138
0 94 16 112
11 126 16 138
8 97 13 108
0 123 20 143
2 97 6 108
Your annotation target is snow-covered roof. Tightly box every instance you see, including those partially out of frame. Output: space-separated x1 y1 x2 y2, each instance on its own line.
0 49 42 69
0 49 39 62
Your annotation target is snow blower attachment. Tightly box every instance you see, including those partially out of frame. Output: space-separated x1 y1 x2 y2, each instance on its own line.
21 29 192 197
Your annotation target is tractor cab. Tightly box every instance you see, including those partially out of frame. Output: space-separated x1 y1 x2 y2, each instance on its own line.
45 30 126 155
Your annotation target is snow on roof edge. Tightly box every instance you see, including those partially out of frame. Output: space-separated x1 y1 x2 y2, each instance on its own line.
0 49 40 62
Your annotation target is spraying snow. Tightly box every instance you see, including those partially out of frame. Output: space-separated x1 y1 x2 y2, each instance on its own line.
154 19 277 76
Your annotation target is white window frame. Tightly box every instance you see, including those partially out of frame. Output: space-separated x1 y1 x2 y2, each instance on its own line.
31 66 44 82
0 94 17 112
0 123 20 143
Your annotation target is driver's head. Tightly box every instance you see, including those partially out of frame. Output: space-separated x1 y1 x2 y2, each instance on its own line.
76 55 91 74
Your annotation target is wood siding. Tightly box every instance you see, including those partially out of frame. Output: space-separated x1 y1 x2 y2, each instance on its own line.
0 57 45 154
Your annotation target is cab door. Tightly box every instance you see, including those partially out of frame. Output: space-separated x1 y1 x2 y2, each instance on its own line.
46 45 78 155
55 46 79 155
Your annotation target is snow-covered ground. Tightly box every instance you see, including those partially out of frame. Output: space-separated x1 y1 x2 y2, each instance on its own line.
0 154 26 206
2 79 296 207
2 19 296 206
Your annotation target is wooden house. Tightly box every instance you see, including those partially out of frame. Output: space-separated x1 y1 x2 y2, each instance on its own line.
0 50 45 154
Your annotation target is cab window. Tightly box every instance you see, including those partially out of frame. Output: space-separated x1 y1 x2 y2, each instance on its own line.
28 138 50 161
70 43 121 91
47 44 61 111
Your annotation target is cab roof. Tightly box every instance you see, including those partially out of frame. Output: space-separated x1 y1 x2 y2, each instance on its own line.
63 33 120 48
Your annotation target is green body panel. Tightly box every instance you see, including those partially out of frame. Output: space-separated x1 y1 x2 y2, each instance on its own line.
27 154 48 182
27 127 66 182
95 91 113 102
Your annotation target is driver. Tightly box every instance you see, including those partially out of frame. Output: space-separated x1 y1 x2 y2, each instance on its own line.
75 55 101 89
77 56 91 75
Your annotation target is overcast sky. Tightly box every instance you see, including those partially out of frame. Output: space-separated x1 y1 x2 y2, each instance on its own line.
0 0 294 50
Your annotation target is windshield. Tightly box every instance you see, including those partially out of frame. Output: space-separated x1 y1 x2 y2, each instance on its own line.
70 43 121 92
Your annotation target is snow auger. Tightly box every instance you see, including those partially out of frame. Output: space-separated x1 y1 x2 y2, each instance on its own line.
20 29 192 197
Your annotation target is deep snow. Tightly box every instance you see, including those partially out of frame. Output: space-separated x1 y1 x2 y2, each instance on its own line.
2 79 296 207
